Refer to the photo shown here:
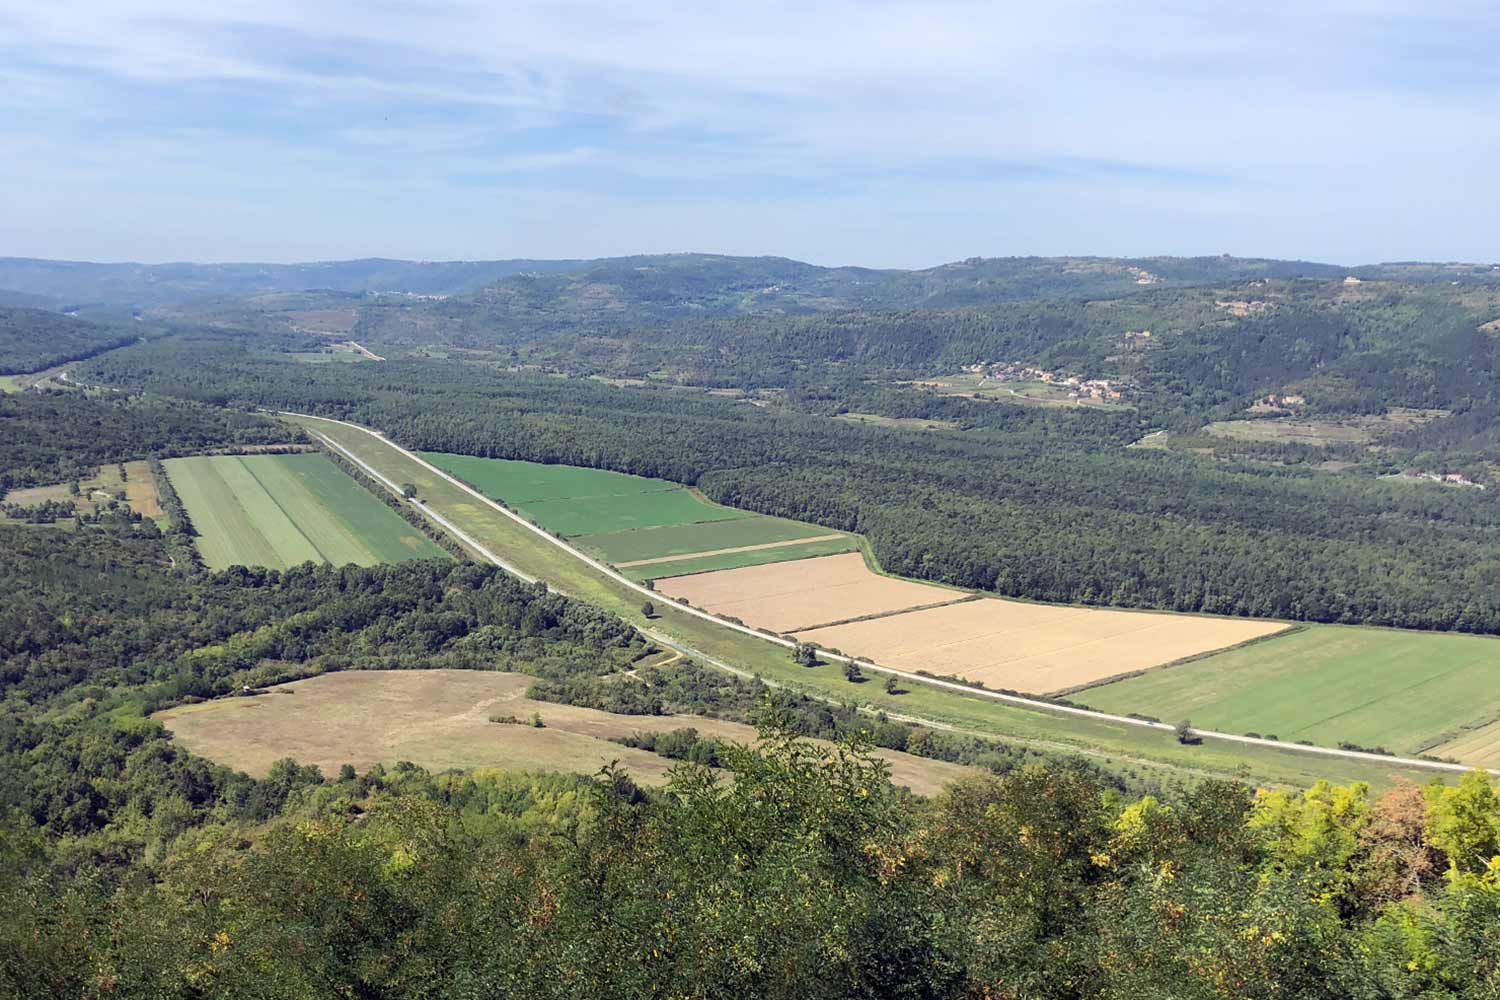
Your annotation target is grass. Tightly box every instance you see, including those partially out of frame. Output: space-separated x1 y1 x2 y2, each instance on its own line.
1077 625 1500 754
422 451 752 536
834 412 960 431
422 452 668 503
287 414 1463 790
1202 408 1447 446
624 535 861 581
520 489 746 536
0 375 20 393
909 375 1128 410
579 514 841 562
165 453 448 570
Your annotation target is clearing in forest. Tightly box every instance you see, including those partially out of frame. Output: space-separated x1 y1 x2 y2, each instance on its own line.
154 669 974 795
653 551 962 633
797 599 1287 696
4 459 161 519
1079 625 1500 756
164 453 447 570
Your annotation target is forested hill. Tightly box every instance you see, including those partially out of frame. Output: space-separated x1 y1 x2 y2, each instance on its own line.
0 306 139 375
12 251 1493 315
0 256 589 308
352 253 1366 344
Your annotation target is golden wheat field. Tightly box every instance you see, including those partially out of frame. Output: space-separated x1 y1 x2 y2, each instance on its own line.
797 598 1288 694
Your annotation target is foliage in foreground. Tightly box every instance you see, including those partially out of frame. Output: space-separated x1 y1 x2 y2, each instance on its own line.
6 735 1500 998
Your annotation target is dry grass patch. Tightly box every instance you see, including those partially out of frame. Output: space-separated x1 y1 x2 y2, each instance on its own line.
654 551 961 633
797 599 1288 695
5 459 160 518
155 669 974 795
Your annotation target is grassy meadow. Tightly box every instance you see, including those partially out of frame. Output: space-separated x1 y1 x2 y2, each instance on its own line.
1077 625 1500 756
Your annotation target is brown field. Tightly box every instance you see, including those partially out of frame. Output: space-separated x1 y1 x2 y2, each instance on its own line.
154 669 974 795
1429 718 1500 767
4 459 161 518
654 551 963 632
797 598 1289 695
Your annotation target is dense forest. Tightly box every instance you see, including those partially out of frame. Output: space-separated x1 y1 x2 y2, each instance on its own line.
0 306 139 375
83 344 1500 633
0 390 292 492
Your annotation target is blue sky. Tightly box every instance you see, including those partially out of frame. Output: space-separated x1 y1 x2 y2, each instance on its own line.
0 1 1495 266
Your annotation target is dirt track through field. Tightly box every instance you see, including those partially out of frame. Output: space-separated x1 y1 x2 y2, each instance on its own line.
615 533 847 568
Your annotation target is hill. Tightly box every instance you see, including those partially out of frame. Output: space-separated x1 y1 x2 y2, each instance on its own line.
0 305 139 375
0 256 589 308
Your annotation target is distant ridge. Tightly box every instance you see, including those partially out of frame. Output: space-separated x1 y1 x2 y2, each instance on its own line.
1 252 1495 311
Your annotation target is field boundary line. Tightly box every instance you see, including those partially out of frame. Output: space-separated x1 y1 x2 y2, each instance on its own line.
279 411 1490 777
232 454 330 565
614 533 848 568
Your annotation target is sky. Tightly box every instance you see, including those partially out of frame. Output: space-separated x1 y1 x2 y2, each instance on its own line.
0 1 1496 267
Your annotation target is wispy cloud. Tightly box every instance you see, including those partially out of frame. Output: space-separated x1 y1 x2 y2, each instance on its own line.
0 1 1494 264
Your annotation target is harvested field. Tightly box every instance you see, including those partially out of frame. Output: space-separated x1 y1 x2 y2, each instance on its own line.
799 599 1287 695
1431 719 1500 767
165 453 447 569
155 669 974 795
1081 625 1500 753
654 552 962 633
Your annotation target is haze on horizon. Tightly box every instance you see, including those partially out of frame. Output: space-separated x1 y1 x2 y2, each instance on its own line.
0 1 1496 269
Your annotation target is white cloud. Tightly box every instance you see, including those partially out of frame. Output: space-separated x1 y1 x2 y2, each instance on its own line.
0 0 1494 263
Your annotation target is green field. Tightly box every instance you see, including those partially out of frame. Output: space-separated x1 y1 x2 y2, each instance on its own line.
622 535 861 581
1078 625 1500 754
422 451 757 536
423 453 668 503
520 489 745 536
165 453 448 570
578 513 836 562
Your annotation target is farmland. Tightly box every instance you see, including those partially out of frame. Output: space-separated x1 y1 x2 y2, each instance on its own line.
288 414 1462 790
421 450 853 574
1078 625 1500 758
798 599 1287 695
164 453 447 569
654 552 966 632
155 669 976 795
582 514 846 562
